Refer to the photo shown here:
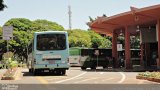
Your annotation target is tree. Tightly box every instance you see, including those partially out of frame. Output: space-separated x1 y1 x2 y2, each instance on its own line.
33 19 64 31
68 29 92 47
68 30 111 48
117 36 140 49
0 18 65 62
0 0 7 11
89 31 111 48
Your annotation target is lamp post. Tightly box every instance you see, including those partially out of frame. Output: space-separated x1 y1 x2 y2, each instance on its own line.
26 30 29 63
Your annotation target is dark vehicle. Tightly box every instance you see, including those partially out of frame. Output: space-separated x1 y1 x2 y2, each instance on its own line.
80 48 112 70
118 49 140 67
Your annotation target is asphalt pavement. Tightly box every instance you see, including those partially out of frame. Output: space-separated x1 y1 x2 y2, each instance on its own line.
0 67 159 90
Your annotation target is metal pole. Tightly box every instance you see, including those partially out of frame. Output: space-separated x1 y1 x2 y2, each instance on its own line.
26 31 28 63
27 45 28 63
7 40 9 58
97 55 98 68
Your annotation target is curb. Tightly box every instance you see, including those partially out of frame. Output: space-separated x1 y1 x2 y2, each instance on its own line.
14 68 22 80
136 76 160 83
1 68 22 80
0 69 7 80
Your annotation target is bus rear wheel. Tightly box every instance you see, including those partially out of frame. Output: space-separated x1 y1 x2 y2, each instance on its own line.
81 67 86 70
61 70 66 75
33 69 40 76
29 69 32 73
91 67 96 70
55 70 66 75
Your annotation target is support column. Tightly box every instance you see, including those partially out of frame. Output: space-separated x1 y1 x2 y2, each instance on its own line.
125 26 132 69
145 43 150 67
157 19 160 69
140 44 144 67
112 31 118 68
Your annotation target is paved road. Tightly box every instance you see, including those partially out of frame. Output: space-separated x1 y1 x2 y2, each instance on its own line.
0 67 158 84
0 67 159 90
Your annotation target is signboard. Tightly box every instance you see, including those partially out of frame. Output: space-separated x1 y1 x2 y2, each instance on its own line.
2 26 13 40
94 50 99 56
117 44 123 51
2 37 10 40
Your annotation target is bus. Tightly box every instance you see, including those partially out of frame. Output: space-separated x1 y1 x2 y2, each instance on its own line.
118 49 140 67
80 48 112 70
69 47 81 66
27 31 69 75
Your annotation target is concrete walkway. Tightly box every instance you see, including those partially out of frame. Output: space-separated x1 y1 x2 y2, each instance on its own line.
0 69 7 79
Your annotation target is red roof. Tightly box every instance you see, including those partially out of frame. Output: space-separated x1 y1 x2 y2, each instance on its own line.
88 4 160 36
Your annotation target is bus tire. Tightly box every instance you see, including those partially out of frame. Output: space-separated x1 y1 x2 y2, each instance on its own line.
29 69 32 73
33 69 38 76
55 70 61 75
81 67 86 70
103 66 107 69
62 70 66 75
91 67 96 70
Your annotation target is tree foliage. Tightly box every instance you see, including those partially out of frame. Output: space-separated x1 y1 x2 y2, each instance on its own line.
68 29 111 48
0 0 7 11
117 36 140 49
89 31 111 48
0 18 112 62
0 18 65 62
33 19 64 31
68 29 92 47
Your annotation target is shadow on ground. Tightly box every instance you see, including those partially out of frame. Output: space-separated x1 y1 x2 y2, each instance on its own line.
81 66 160 72
22 71 67 76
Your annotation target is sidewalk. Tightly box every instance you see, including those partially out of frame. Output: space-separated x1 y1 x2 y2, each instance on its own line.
0 69 7 79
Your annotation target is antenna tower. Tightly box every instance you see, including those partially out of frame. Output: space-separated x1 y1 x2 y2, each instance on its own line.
68 0 72 30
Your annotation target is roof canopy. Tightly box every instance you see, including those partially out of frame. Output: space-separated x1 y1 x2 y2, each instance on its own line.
88 4 160 36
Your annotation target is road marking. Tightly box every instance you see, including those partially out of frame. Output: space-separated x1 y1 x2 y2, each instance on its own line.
55 72 87 83
117 72 126 83
102 78 114 82
74 77 98 83
36 76 48 84
50 77 83 83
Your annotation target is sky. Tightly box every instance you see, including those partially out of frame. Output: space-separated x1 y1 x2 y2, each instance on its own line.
0 0 160 30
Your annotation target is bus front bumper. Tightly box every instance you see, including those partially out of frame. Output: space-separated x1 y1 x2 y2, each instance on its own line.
33 64 69 70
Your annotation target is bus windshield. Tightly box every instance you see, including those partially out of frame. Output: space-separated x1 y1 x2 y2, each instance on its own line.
37 34 66 50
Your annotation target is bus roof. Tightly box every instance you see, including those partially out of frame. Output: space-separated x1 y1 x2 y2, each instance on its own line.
69 47 112 50
34 31 67 34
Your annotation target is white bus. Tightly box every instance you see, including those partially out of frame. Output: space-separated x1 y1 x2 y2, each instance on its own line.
27 31 69 75
69 47 81 66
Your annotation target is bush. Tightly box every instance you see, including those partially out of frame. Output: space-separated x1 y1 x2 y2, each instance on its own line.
2 58 18 69
138 72 160 79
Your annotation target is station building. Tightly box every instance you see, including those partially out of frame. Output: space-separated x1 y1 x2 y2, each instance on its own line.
88 4 160 70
